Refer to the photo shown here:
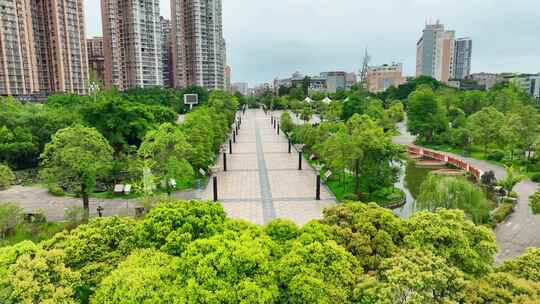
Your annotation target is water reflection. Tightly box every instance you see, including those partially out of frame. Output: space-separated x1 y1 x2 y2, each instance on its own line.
393 161 439 219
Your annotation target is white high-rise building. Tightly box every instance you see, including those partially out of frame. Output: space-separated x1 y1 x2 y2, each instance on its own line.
101 0 163 90
416 21 455 83
171 0 226 90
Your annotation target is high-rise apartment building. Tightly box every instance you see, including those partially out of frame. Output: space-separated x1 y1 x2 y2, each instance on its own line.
453 37 472 80
0 0 89 96
367 63 406 93
160 17 172 87
33 0 89 94
171 0 226 90
101 0 162 90
416 21 455 83
0 0 39 96
87 37 105 84
225 65 231 92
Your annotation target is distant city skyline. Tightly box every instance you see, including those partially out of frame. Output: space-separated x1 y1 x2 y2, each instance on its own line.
84 0 540 85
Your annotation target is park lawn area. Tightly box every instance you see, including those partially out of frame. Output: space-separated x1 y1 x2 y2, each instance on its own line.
324 171 404 207
0 221 69 247
305 154 404 207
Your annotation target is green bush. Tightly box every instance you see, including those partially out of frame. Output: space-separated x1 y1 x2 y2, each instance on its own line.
48 184 65 197
529 191 540 215
0 164 15 189
343 193 359 201
531 173 540 183
490 203 515 226
486 150 505 162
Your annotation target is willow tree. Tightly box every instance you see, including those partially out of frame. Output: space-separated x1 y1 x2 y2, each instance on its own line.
416 174 491 224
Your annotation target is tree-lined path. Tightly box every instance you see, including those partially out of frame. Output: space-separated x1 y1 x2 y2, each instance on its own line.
394 119 540 261
199 109 336 225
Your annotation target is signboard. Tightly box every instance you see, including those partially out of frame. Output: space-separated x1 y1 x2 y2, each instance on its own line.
199 168 206 176
184 94 199 110
309 154 316 160
114 184 124 194
324 171 333 179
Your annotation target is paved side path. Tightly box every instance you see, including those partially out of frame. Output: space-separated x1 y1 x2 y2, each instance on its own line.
0 186 198 221
200 109 336 225
393 120 540 261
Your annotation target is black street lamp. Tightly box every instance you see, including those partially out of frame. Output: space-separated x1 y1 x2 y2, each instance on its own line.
294 144 305 170
97 205 104 217
314 164 322 201
210 164 220 202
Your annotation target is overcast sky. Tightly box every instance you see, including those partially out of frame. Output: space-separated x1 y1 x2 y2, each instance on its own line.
85 0 539 86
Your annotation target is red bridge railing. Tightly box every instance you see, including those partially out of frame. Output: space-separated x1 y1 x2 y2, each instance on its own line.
408 145 484 180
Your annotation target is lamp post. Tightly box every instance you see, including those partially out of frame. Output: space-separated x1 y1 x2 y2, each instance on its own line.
221 146 227 172
294 144 305 170
210 164 220 202
287 132 293 154
229 138 233 154
314 164 322 201
233 130 236 143
97 205 104 217
277 123 280 135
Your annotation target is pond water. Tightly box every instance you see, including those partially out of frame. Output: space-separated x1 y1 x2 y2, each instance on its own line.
393 161 438 219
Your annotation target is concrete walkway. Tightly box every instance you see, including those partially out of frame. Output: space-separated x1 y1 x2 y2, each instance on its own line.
199 109 336 225
0 186 197 221
393 120 540 261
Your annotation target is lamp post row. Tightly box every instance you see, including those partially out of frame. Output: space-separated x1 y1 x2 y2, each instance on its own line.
214 108 321 202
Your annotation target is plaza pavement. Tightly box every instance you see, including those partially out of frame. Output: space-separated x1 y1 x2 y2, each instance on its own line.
393 119 540 261
199 109 336 226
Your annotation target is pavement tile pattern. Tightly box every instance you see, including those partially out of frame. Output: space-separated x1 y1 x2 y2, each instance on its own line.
200 109 336 225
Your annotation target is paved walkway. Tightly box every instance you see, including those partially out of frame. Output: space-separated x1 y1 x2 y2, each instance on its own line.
0 186 197 221
199 109 336 225
393 120 540 261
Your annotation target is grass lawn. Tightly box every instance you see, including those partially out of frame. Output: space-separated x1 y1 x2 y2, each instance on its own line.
305 153 404 206
0 221 69 247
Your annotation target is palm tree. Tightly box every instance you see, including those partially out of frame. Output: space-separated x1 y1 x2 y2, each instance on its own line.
498 165 525 195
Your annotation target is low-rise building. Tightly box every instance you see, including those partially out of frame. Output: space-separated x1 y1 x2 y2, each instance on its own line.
321 71 346 93
367 63 406 93
346 73 357 89
467 73 502 90
508 74 540 103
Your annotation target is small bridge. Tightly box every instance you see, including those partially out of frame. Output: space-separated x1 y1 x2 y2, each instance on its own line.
408 145 484 180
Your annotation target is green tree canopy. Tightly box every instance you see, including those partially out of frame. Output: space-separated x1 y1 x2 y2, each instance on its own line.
39 125 114 215
407 86 448 143
91 249 181 304
467 106 504 153
404 209 497 276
